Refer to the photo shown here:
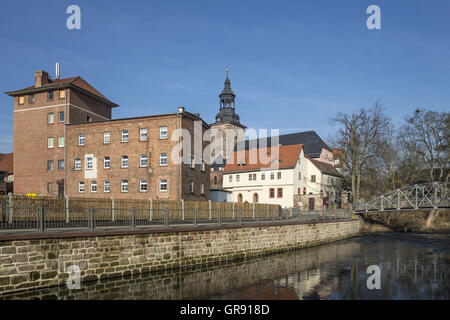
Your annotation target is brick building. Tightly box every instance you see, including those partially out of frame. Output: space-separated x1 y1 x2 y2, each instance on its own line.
5 70 210 200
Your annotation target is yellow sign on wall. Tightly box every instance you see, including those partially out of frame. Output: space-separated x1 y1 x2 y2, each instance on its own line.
26 193 37 199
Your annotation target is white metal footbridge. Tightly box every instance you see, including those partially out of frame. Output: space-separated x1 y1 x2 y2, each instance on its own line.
355 182 449 213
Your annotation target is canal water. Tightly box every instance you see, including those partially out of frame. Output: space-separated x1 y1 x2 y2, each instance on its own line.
3 232 449 300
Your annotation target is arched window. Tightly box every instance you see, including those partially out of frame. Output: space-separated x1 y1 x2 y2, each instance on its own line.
214 176 218 184
253 193 259 203
237 193 243 203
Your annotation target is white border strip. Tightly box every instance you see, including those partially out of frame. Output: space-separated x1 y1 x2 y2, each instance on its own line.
14 103 109 120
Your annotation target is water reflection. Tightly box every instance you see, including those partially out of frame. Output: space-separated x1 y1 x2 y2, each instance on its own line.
2 233 449 300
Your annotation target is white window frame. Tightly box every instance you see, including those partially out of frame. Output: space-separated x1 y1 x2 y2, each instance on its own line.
190 156 195 169
58 136 64 148
91 181 97 193
74 159 81 170
104 131 110 144
140 154 148 167
236 175 240 182
140 179 148 192
78 134 85 146
86 157 93 170
104 181 110 193
160 153 167 166
229 175 232 182
121 180 128 192
48 137 54 149
47 113 54 124
159 179 167 192
58 111 64 123
78 181 85 193
160 126 168 139
58 160 64 171
140 128 148 141
121 130 128 143
201 183 205 195
189 181 194 193
121 156 128 168
104 157 110 169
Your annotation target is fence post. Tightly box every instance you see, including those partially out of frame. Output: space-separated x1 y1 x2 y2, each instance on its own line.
8 192 13 224
89 206 95 230
257 209 260 224
232 202 235 219
272 208 275 223
130 207 136 230
209 200 212 220
164 208 169 228
149 198 153 221
65 195 70 223
238 209 242 225
286 209 289 221
181 199 184 221
1 199 6 223
193 208 197 227
39 204 45 233
218 208 221 226
111 197 115 222
252 203 255 220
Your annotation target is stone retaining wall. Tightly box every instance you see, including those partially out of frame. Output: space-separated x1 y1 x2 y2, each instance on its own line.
0 220 360 295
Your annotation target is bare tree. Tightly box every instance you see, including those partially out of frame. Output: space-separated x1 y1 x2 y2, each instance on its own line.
399 109 449 184
330 102 391 208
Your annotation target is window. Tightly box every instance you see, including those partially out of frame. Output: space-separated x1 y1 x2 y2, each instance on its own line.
140 154 148 167
236 175 240 182
48 137 54 149
277 172 281 179
91 181 97 193
261 173 265 180
160 179 168 191
47 182 54 194
249 174 253 181
190 156 195 169
269 188 275 198
140 128 148 141
311 175 316 183
277 188 283 198
78 134 85 146
121 156 128 168
18 96 24 105
58 111 64 123
78 181 85 193
29 94 35 104
47 160 53 172
303 187 306 195
104 157 110 169
160 153 167 166
214 176 218 184
201 161 205 171
59 90 65 99
104 181 110 193
160 126 168 139
58 136 64 148
270 172 274 180
229 175 233 182
121 130 128 142
48 91 54 100
47 113 54 124
189 181 194 193
86 116 92 122
298 188 301 195
104 132 110 144
253 193 259 203
140 180 148 192
121 180 128 192
253 173 256 180
298 172 302 180
201 183 205 195
238 194 243 202
86 157 93 169
74 159 81 170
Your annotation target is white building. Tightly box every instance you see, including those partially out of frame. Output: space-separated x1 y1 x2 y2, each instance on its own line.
223 144 343 209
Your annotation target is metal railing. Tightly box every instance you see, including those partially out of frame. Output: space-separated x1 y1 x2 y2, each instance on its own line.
0 204 354 235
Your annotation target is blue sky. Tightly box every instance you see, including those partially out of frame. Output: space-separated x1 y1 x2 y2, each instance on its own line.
0 0 449 153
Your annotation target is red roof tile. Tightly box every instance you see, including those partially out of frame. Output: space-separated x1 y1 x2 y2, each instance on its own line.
224 144 303 173
309 158 342 177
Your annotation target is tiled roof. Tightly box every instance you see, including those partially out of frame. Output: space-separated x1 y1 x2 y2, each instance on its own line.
224 144 303 173
0 153 13 173
235 131 332 158
7 76 116 105
309 158 342 177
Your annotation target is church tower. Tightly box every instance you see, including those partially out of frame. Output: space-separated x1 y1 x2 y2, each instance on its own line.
210 68 246 191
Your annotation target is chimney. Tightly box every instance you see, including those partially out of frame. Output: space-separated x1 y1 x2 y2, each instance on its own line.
177 106 185 114
35 70 50 87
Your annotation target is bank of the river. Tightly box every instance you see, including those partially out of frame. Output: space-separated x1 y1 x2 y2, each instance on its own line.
0 219 359 295
1 231 448 300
